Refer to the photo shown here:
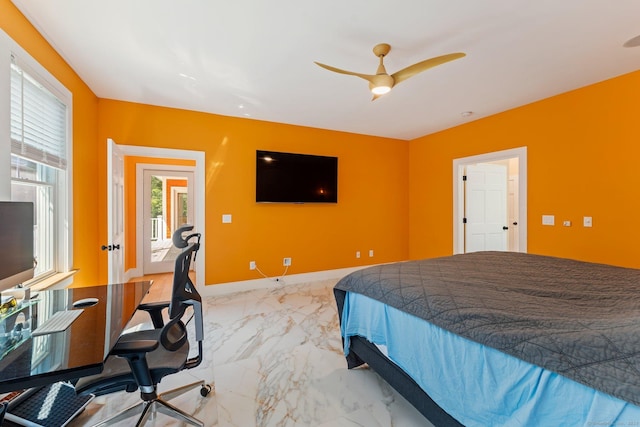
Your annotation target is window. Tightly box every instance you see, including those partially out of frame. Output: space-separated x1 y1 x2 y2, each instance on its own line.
1 29 72 285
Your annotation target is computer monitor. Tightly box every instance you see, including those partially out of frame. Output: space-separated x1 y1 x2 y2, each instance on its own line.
0 202 35 293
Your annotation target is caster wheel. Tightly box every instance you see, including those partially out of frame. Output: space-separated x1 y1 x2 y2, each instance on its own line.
200 384 212 397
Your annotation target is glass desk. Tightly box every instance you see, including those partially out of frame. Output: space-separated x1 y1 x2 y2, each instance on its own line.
0 281 152 394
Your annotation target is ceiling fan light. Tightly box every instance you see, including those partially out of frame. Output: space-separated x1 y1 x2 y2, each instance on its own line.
371 85 391 95
369 73 394 95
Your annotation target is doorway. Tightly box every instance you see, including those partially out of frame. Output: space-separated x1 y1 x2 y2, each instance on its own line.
106 144 205 290
453 147 527 254
141 167 195 274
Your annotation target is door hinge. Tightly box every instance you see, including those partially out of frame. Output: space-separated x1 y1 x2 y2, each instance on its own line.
463 218 467 224
462 175 467 181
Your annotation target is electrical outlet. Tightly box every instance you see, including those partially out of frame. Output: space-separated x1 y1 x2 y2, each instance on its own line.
249 261 256 270
283 257 292 266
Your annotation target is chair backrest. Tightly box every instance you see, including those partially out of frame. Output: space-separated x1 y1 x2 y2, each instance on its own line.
165 225 204 369
169 225 202 318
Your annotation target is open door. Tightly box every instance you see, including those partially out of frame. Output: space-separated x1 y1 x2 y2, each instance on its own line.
106 138 125 284
464 163 508 253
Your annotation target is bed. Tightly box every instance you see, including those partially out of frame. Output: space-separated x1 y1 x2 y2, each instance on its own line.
333 251 640 426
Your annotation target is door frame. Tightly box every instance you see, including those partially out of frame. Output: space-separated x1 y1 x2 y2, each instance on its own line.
453 147 527 254
117 145 205 290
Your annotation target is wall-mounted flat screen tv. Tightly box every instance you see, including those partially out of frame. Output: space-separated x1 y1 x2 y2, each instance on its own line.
256 150 338 203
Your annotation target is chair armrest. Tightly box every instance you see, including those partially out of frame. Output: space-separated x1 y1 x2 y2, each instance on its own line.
138 301 169 311
138 301 169 328
111 339 159 390
112 339 159 355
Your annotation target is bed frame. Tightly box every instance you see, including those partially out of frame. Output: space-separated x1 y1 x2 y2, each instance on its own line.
335 286 462 426
348 335 463 427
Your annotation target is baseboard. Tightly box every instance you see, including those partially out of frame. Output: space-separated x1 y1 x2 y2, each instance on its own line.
124 268 142 283
198 265 370 297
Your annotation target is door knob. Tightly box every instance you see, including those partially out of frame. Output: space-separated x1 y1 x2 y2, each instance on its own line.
502 226 509 230
113 244 121 250
512 222 518 226
101 245 112 251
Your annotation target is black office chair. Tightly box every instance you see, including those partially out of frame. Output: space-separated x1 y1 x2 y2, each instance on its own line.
75 225 211 426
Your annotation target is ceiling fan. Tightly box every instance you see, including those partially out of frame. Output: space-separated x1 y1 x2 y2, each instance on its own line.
315 43 465 100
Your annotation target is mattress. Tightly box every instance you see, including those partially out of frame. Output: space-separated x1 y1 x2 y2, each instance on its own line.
341 291 640 427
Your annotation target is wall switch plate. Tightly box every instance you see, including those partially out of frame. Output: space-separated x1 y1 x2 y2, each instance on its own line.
583 216 593 227
356 251 360 258
283 257 292 266
222 214 232 223
542 215 555 226
249 261 256 270
369 249 374 257
563 220 571 227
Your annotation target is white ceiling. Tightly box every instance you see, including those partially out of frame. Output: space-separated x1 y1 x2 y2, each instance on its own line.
11 0 640 140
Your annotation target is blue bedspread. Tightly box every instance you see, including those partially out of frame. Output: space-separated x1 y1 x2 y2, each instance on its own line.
341 291 640 427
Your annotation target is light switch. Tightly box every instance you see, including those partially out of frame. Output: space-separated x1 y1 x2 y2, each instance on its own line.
542 215 555 226
583 216 592 227
222 214 232 223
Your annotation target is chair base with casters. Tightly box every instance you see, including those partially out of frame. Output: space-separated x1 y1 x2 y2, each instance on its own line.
91 379 212 427
76 324 213 426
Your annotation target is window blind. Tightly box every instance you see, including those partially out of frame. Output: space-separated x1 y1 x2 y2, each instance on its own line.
10 61 67 170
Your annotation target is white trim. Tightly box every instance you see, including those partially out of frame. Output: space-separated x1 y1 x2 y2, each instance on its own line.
199 265 371 297
115 144 206 290
0 31 11 199
453 147 528 254
0 27 73 278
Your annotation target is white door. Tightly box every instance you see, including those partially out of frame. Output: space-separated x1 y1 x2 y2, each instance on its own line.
464 163 508 253
107 138 125 284
508 176 519 252
142 169 194 274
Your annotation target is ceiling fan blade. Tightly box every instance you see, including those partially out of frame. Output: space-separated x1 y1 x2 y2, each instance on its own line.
391 52 465 86
314 62 377 83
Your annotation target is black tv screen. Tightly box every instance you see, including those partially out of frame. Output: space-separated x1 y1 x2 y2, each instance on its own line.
256 150 338 203
0 202 35 292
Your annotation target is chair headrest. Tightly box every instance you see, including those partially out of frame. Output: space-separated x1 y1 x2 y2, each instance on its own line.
172 225 194 249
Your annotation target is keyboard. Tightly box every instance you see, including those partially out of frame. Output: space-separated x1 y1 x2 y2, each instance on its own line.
32 309 84 336
5 382 93 427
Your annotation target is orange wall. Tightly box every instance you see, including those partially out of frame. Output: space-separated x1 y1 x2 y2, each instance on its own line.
99 100 410 284
409 70 640 269
8 0 640 284
123 156 195 271
1 1 101 287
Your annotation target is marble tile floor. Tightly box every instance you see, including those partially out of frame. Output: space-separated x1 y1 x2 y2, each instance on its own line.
68 279 432 427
